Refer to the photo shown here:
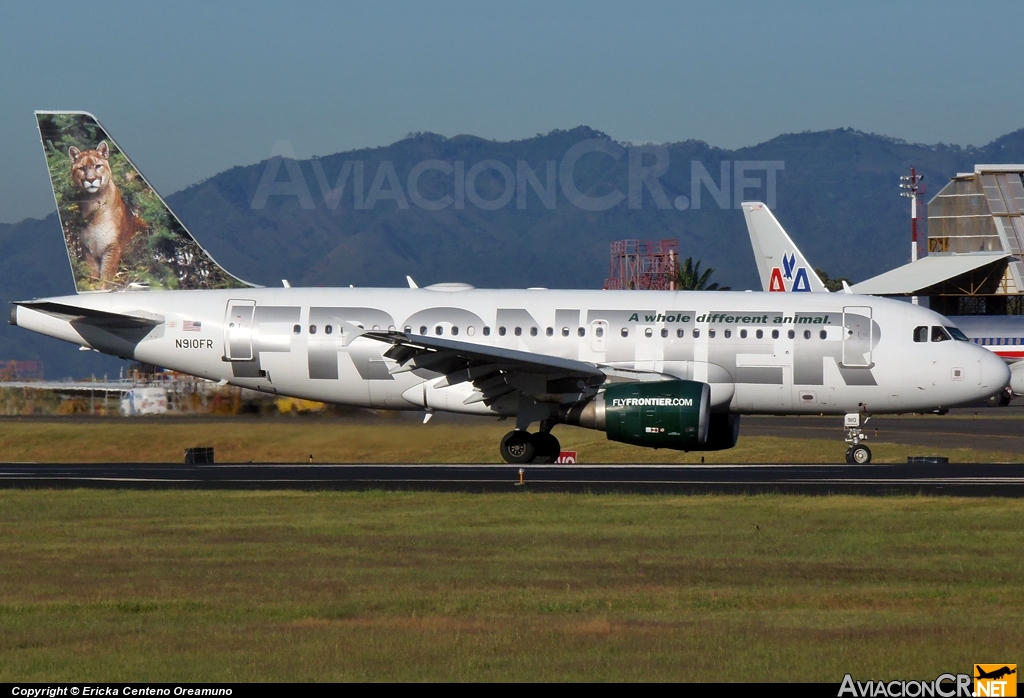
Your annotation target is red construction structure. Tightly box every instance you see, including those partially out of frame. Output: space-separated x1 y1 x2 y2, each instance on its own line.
603 239 679 290
0 360 44 381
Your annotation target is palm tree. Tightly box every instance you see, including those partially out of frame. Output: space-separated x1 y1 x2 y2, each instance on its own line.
814 268 850 292
676 257 730 291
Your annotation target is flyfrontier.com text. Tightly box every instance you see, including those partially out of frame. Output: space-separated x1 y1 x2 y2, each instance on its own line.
611 398 694 407
838 673 972 697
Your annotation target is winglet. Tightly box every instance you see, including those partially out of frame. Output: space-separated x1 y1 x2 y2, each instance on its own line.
841 280 852 294
741 201 828 293
337 320 368 347
406 276 418 289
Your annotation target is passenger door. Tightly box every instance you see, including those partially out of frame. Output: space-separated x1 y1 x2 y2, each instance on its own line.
224 299 256 361
842 306 873 367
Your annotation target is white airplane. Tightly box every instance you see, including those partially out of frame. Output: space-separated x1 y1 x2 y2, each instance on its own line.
742 200 1024 400
10 113 1009 465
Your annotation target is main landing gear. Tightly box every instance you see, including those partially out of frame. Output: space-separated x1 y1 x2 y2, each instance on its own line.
500 428 561 464
844 412 872 464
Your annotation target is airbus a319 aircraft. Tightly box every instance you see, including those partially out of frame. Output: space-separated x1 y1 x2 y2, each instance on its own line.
11 113 1010 464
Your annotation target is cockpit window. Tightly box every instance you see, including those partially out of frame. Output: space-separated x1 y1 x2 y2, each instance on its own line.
945 326 969 342
931 326 952 342
913 326 928 343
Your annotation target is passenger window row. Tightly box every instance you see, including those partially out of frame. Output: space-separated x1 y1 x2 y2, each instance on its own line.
299 324 830 342
617 327 825 340
974 337 1023 346
306 323 382 335
409 325 591 337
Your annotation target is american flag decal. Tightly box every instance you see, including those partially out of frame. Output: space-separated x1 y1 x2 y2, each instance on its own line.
183 320 202 332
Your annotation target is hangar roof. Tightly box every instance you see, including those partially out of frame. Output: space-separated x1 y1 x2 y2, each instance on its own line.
849 253 1011 296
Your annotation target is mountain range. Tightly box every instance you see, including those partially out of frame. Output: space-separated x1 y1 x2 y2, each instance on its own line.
3 124 1024 378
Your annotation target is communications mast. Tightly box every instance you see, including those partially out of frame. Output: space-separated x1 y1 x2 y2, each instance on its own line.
900 167 924 305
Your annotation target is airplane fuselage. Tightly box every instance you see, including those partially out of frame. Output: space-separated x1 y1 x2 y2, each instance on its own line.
13 286 1009 417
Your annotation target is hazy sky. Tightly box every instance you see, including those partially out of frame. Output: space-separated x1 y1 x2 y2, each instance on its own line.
1 0 1021 224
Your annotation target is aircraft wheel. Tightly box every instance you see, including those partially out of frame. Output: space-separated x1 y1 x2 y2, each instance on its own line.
848 445 871 464
500 430 535 464
532 432 561 464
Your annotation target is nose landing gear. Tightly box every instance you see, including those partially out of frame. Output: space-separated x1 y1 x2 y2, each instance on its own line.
844 412 872 464
846 444 872 464
499 426 561 464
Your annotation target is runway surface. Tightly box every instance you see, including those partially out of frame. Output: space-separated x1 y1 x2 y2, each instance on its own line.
2 461 1024 496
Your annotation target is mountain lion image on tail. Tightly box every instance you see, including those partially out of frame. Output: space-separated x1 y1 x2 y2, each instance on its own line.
36 111 250 292
68 140 144 283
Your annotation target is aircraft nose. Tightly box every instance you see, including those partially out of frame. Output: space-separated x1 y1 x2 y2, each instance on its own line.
979 348 1011 392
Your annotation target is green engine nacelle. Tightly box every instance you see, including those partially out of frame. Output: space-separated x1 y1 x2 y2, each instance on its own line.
603 380 711 450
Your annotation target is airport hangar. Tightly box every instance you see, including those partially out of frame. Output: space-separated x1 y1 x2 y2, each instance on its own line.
850 164 1024 324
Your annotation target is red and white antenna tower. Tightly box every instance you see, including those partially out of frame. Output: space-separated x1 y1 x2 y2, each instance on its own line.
900 167 924 304
603 239 679 290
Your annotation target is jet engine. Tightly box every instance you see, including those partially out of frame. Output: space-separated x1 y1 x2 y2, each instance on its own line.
560 380 738 451
1010 361 1024 396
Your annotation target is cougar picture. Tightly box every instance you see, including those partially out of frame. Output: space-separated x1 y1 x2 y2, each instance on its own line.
68 140 144 282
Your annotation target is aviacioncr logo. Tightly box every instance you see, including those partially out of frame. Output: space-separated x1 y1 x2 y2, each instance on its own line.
769 251 812 292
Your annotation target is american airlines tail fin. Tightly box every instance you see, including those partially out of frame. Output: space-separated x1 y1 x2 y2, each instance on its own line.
741 201 827 293
36 111 251 292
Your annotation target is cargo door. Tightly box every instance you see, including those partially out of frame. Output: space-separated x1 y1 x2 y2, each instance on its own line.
224 299 256 361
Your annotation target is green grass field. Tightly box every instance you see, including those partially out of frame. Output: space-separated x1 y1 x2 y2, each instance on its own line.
0 417 1021 463
0 490 1021 681
0 419 1020 681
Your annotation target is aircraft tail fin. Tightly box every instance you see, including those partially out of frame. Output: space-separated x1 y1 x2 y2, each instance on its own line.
35 111 252 292
741 201 827 293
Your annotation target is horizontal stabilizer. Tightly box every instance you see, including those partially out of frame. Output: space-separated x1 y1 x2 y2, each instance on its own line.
13 300 163 327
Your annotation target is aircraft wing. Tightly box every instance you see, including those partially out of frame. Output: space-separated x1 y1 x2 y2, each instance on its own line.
361 330 610 405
